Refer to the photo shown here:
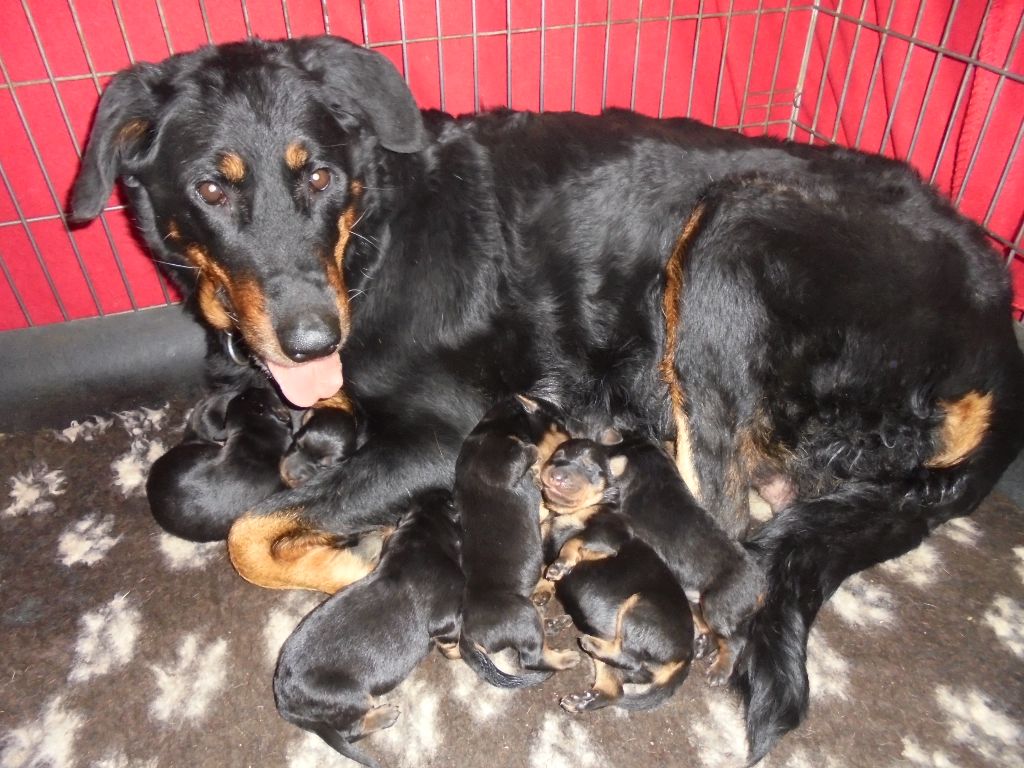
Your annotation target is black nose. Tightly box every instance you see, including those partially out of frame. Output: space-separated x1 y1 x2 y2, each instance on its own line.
278 314 341 362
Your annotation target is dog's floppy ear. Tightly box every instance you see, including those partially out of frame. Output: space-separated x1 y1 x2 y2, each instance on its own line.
70 64 163 222
294 36 427 154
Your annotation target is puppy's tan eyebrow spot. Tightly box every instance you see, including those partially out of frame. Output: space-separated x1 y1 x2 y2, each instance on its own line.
218 152 246 183
285 142 309 170
117 119 149 145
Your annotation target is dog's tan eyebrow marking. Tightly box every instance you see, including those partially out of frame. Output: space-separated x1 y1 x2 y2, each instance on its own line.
927 390 993 468
165 219 181 241
117 119 149 145
285 142 310 170
218 152 246 183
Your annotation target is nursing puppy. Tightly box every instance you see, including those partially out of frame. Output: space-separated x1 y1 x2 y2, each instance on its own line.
146 385 292 541
603 433 767 685
273 489 463 768
457 394 580 687
540 438 694 712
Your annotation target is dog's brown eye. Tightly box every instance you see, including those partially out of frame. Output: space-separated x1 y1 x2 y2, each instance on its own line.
309 168 331 192
196 181 227 205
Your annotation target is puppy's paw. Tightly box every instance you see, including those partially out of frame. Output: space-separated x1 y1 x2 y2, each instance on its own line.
532 582 555 606
561 692 598 716
545 560 571 581
545 614 574 634
694 631 714 660
364 704 401 734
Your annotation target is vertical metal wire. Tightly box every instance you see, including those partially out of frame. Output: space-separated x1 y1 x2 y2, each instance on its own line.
570 0 579 112
851 0 899 148
789 2 821 139
436 0 447 112
806 4 842 141
1009 219 1024 270
628 0 644 112
686 0 704 118
0 159 67 323
398 0 411 90
65 0 149 307
471 0 480 111
0 243 31 326
539 0 547 112
711 0 735 127
154 0 176 55
737 0 765 130
110 0 137 63
321 0 331 35
952 12 1024 207
358 0 370 48
828 0 872 143
980 118 1023 231
657 0 675 118
600 0 612 109
876 0 930 152
241 0 255 39
281 0 293 37
926 1 992 185
506 0 513 107
199 0 215 43
762 0 793 132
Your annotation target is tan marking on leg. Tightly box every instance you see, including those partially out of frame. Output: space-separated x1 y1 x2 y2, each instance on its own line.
227 510 383 593
660 203 707 501
547 537 613 580
651 658 688 686
592 658 625 699
540 645 580 670
285 142 309 170
436 639 461 660
217 152 246 183
927 391 993 468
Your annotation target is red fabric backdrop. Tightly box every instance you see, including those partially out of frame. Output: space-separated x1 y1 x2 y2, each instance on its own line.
0 0 1020 330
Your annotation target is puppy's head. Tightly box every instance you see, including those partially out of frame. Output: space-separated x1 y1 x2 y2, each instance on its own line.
540 438 626 512
224 386 293 453
70 36 428 408
279 405 362 488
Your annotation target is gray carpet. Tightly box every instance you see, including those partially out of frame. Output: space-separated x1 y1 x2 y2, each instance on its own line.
1 399 1022 768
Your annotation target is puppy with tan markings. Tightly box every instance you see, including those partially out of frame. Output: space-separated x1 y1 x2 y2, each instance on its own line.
606 433 767 685
540 437 694 712
457 394 580 688
273 489 463 768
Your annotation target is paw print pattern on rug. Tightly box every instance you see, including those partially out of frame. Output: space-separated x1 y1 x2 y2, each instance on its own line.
982 596 1023 660
56 415 113 444
827 573 897 628
3 463 66 517
528 713 604 768
111 405 172 497
374 674 443 766
879 540 942 588
805 627 851 703
689 697 748 768
0 696 82 768
148 634 229 724
934 686 1023 767
156 532 221 571
58 513 122 567
68 593 141 684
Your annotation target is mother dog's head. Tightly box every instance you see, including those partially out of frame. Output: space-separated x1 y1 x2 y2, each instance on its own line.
70 36 428 407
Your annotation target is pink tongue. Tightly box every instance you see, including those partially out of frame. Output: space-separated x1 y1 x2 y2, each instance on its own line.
265 354 344 408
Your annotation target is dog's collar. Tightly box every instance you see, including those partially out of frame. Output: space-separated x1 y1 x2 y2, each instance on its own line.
221 330 250 366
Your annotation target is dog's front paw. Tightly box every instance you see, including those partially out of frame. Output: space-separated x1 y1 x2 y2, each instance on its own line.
545 614 574 634
694 631 714 659
560 690 608 713
545 559 572 581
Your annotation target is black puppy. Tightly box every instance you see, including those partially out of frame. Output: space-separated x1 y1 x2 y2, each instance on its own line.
280 394 364 488
599 433 767 685
273 489 463 768
540 438 694 712
456 394 580 687
147 386 293 541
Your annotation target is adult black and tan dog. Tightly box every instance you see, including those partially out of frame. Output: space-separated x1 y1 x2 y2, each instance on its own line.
69 35 1024 761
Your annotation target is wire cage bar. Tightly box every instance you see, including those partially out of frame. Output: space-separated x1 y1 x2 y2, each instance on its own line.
0 0 1020 331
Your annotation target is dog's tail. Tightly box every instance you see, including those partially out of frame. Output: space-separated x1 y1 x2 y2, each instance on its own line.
618 658 691 711
313 725 381 768
458 638 553 688
731 465 1010 765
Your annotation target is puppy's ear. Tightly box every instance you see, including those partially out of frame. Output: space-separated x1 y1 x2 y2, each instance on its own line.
295 36 428 154
70 64 163 222
598 427 623 445
608 455 628 479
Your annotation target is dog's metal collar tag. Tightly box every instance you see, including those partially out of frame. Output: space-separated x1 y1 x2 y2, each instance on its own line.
222 331 250 366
